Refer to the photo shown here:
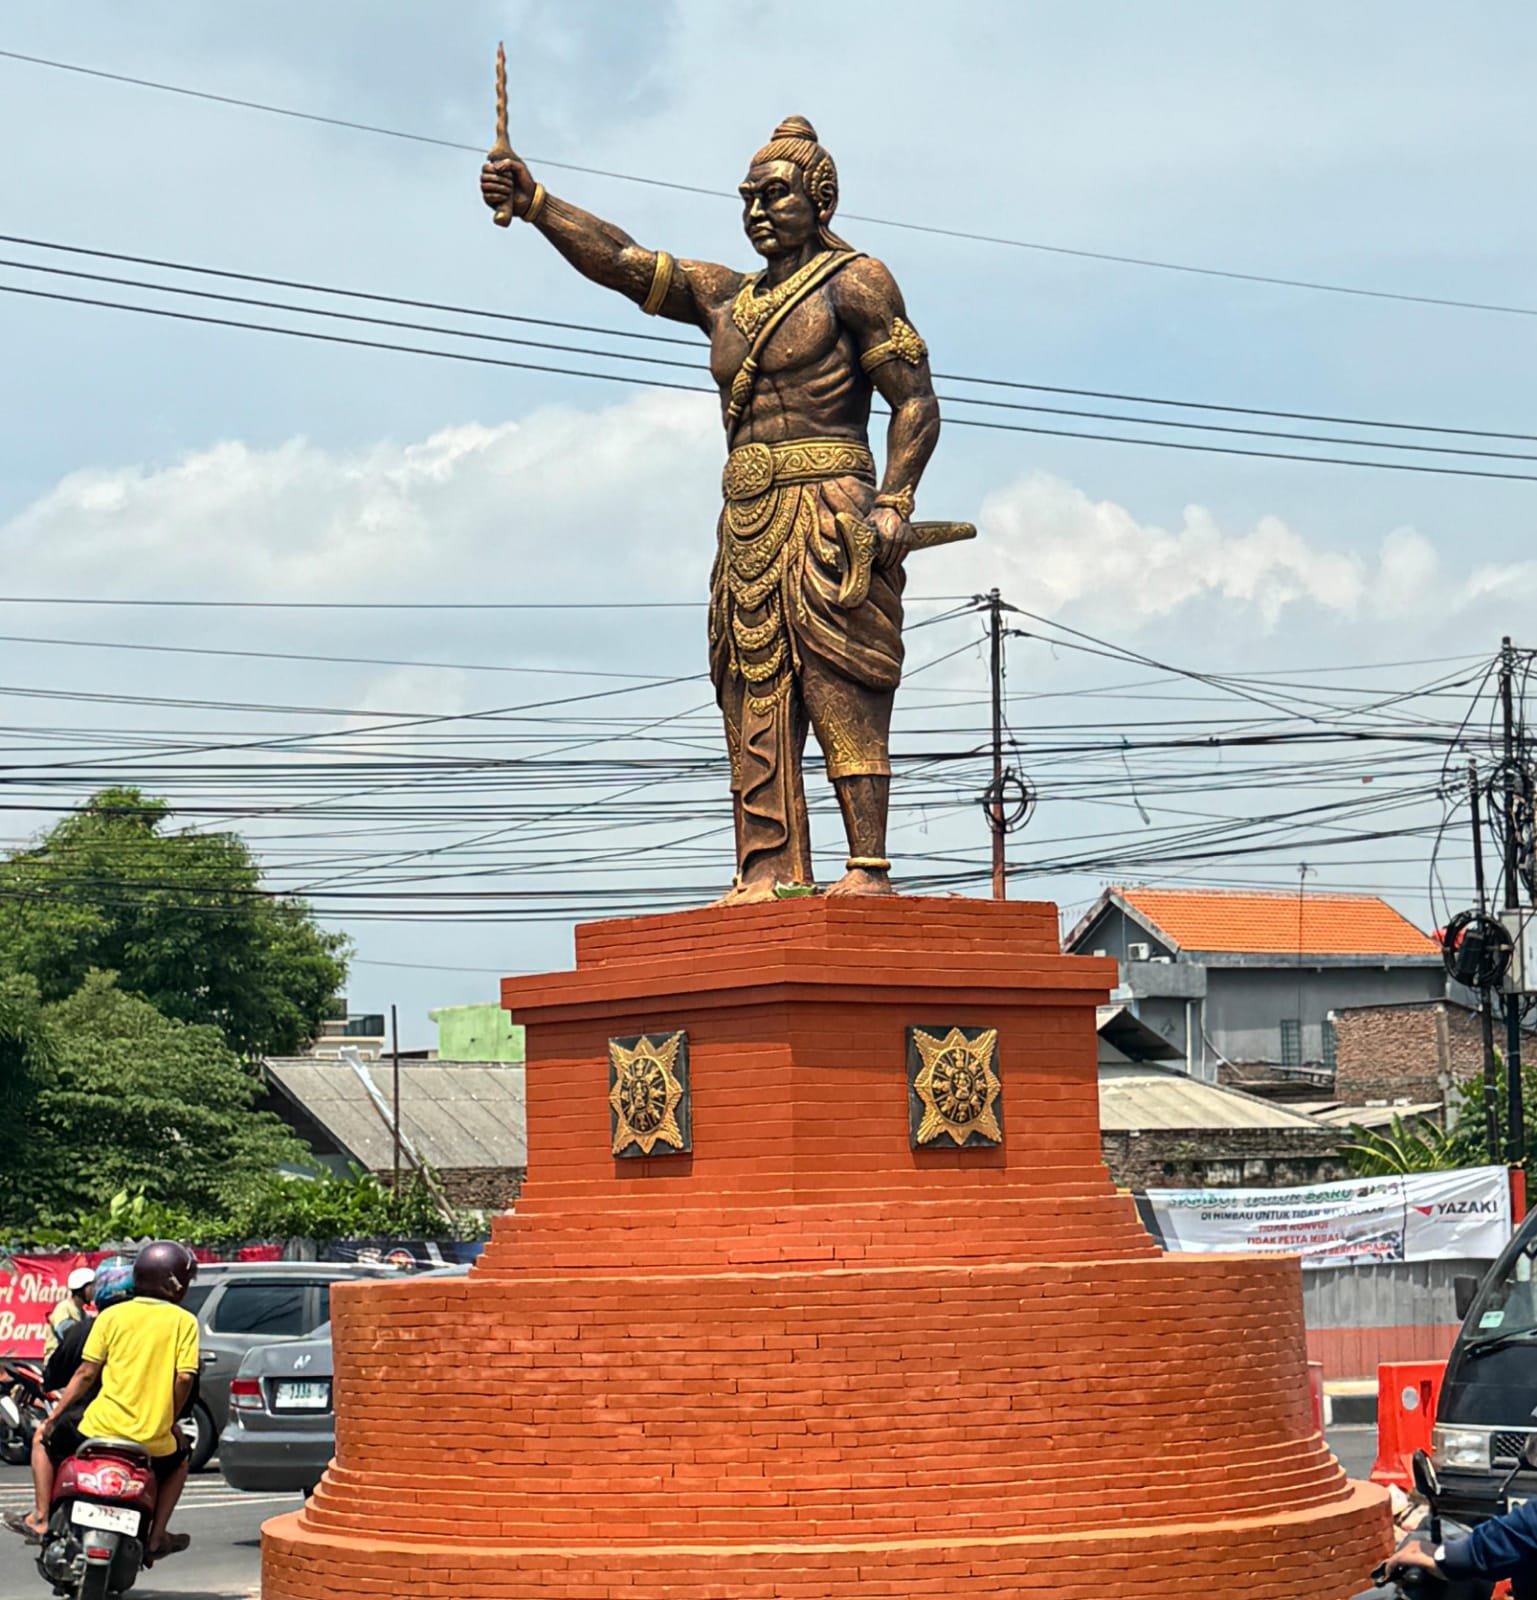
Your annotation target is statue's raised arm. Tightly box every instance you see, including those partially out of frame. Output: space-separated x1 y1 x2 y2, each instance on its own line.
480 154 742 329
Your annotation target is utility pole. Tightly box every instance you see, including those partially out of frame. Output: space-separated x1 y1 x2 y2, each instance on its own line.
986 588 1006 900
1294 863 1313 1069
1500 637 1527 1170
1469 759 1501 1160
390 1003 402 1190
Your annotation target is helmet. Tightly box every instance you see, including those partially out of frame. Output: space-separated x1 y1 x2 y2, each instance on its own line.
132 1241 198 1304
90 1257 134 1312
66 1267 96 1296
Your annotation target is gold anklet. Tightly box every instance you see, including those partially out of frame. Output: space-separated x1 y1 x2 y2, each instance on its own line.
846 857 891 872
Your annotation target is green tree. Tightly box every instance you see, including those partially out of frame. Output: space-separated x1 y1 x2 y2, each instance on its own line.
1340 1114 1470 1176
0 977 52 1182
0 788 349 1056
5 973 308 1234
238 1167 464 1244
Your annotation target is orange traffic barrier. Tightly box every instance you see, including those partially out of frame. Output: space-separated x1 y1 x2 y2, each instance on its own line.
1371 1361 1446 1490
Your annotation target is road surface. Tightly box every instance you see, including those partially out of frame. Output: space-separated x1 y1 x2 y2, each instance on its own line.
0 1461 297 1599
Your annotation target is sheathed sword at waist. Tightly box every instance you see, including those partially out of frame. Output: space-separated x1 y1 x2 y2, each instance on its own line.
832 513 976 609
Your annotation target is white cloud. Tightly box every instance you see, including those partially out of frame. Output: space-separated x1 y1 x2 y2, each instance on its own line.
932 470 1517 636
5 404 1504 679
2 393 720 607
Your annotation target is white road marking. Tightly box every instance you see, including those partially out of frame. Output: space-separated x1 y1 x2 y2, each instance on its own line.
0 1487 300 1510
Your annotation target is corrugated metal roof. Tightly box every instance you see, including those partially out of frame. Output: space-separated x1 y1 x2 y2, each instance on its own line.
1115 886 1436 957
264 1058 526 1171
1098 1064 1331 1132
1303 1101 1443 1130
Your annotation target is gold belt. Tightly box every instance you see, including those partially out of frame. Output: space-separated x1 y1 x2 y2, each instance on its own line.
722 438 874 502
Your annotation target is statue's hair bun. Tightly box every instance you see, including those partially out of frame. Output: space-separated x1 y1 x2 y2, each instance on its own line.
772 115 818 143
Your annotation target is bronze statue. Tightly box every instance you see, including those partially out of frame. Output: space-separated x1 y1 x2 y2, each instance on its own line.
481 97 968 904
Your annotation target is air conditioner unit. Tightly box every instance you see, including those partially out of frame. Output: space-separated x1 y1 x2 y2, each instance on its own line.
1149 956 1172 965
1127 942 1151 961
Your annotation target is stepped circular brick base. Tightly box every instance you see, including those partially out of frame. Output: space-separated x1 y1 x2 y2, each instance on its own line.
265 1484 1382 1598
262 900 1389 1598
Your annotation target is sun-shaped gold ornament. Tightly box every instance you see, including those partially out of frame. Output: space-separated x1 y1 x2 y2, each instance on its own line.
608 1032 690 1156
908 1026 1002 1148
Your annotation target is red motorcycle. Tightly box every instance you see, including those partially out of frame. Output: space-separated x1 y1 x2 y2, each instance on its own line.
35 1437 157 1599
1 1360 50 1465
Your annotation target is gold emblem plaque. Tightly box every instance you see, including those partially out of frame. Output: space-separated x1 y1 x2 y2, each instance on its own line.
907 1025 1002 1149
609 1031 691 1157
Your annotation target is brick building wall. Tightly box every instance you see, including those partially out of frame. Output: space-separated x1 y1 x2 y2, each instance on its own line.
374 1165 523 1211
1100 1127 1350 1191
1332 1000 1480 1107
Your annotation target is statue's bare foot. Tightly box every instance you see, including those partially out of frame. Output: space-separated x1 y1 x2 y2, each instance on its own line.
825 866 895 898
712 876 782 908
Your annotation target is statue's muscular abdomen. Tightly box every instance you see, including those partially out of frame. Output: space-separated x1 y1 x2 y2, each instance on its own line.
708 287 872 446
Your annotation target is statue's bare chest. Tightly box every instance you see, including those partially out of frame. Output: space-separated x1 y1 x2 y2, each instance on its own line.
708 284 846 388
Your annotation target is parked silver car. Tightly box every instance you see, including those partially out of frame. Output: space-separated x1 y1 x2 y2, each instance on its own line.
218 1322 336 1493
218 1265 469 1493
182 1261 413 1471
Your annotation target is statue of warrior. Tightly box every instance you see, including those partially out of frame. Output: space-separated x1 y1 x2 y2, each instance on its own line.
481 115 943 903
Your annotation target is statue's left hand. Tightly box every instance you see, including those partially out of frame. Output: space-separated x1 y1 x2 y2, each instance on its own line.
869 505 914 570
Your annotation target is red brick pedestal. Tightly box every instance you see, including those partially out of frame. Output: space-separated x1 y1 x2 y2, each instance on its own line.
262 898 1387 1598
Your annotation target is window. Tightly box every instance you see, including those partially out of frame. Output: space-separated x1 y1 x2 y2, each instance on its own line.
1322 1020 1338 1073
180 1284 213 1321
209 1282 310 1337
1280 1019 1302 1068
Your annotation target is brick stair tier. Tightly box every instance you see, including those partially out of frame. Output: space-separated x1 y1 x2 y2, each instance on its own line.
261 897 1389 1598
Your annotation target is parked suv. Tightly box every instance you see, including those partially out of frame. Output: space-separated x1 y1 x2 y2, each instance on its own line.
181 1261 413 1471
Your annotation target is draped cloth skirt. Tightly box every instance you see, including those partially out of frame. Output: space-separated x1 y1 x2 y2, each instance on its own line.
708 438 905 889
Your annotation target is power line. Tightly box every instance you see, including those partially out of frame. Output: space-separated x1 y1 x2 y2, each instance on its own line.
9 234 1535 444
13 252 1537 466
8 280 1537 484
3 48 1533 322
0 233 703 351
0 594 968 611
0 629 693 681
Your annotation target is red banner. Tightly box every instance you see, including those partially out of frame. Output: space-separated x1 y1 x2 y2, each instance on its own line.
0 1255 93 1358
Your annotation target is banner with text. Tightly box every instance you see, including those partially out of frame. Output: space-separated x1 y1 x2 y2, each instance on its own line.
0 1254 92 1357
1135 1166 1512 1268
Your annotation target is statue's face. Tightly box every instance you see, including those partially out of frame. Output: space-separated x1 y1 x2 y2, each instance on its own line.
739 160 820 259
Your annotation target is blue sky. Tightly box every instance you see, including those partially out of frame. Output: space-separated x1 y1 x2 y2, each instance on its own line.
1 3 1534 1043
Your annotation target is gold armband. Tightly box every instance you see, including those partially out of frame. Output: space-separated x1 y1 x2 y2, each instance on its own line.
522 181 548 225
859 316 928 374
641 250 676 316
874 485 916 521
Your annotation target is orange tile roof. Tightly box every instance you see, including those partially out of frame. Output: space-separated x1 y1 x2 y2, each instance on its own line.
1116 887 1437 958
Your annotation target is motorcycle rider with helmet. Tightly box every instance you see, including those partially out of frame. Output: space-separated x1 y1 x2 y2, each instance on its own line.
41 1266 96 1363
36 1241 201 1565
5 1256 133 1543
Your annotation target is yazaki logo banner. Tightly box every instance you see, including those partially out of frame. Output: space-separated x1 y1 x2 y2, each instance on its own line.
0 1255 92 1357
1135 1166 1512 1269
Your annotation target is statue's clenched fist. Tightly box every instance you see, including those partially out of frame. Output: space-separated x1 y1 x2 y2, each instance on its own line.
480 155 537 219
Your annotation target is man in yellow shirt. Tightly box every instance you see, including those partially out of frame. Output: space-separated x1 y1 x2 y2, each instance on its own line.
38 1241 200 1565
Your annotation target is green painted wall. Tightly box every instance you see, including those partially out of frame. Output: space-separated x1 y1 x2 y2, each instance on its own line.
429 1002 525 1063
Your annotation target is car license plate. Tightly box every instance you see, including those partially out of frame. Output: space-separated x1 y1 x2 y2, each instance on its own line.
72 1502 138 1536
274 1380 329 1410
